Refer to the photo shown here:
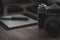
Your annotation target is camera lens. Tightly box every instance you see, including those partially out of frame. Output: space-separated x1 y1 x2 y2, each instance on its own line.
48 21 58 28
45 21 59 37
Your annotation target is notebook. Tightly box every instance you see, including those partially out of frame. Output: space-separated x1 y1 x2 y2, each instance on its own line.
0 14 38 29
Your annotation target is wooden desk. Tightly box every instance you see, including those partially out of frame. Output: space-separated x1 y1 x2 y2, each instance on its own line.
0 24 39 40
0 24 60 40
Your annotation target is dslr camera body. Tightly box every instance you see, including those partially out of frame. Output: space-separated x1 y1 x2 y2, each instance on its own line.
38 3 60 37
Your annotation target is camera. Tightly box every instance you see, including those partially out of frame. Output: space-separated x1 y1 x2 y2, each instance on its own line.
38 3 60 37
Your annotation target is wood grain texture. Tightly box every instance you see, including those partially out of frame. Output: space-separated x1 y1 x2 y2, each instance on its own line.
0 24 60 40
0 24 39 40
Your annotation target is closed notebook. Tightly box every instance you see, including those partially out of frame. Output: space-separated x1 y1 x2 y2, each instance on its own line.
0 14 38 29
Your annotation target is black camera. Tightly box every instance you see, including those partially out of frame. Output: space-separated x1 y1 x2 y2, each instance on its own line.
38 3 60 37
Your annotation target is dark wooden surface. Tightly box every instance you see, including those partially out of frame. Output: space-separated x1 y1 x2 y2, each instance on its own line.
0 24 39 40
0 24 60 40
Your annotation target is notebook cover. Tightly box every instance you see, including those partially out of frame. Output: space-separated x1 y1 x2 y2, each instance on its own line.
0 13 38 30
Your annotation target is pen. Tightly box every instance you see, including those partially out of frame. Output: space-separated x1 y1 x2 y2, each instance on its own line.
1 17 29 21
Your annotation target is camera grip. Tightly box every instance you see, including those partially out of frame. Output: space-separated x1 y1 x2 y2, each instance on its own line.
39 14 46 28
